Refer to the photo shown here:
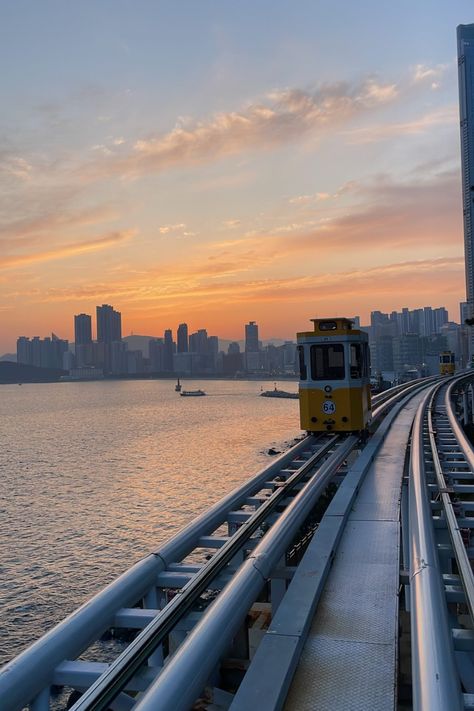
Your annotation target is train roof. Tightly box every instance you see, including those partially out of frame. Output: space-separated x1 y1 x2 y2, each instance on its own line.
297 317 365 338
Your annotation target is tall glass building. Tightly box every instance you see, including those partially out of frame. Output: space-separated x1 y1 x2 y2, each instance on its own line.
457 25 474 351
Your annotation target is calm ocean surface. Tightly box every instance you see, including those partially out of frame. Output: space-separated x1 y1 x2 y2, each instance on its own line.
0 379 301 666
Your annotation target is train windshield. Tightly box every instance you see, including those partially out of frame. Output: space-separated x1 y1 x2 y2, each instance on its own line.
310 344 345 380
442 354 453 363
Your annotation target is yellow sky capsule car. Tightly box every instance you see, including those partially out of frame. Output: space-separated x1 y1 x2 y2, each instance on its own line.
297 318 371 433
439 351 455 376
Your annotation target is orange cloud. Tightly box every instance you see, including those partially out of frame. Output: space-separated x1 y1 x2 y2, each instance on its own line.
0 230 136 269
0 204 119 247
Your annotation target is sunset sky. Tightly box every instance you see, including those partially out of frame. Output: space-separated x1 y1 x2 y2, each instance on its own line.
0 1 471 352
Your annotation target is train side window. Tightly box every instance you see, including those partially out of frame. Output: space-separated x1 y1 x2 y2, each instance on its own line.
364 343 370 377
350 344 362 379
310 344 345 380
297 346 307 380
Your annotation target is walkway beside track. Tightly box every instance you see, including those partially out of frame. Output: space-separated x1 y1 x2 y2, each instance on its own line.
232 389 427 711
285 391 425 710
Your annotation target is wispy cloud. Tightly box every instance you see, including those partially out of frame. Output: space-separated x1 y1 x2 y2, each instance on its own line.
289 186 354 205
0 230 136 269
0 204 119 245
158 223 186 234
223 219 241 228
0 156 34 182
411 62 450 88
343 105 457 144
81 77 399 180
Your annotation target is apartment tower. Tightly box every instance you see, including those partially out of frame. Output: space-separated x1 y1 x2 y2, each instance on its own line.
458 24 474 354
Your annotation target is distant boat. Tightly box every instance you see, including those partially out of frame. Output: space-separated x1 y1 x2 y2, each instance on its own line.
180 389 206 397
175 378 182 392
260 384 298 399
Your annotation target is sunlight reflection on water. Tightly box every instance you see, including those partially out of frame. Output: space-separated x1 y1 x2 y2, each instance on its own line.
0 378 301 664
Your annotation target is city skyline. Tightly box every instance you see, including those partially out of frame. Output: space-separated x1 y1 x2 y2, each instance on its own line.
13 300 466 380
7 299 466 352
0 3 472 352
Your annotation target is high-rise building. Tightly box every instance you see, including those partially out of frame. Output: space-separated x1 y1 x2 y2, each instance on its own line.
196 329 208 355
163 329 174 371
370 311 388 327
245 321 259 352
149 338 164 372
74 314 92 345
16 335 68 370
245 321 260 372
458 24 474 354
96 304 121 374
433 307 448 333
16 336 31 365
96 304 121 343
177 323 188 353
208 335 219 370
111 341 128 375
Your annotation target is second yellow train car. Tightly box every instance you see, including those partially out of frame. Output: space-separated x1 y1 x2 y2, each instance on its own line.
439 351 455 376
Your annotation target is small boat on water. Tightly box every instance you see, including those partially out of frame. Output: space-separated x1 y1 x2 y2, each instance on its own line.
180 389 206 397
175 378 182 392
260 384 298 399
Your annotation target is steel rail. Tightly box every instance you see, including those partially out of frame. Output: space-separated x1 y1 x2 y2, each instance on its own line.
132 437 358 711
371 374 441 422
229 371 439 710
0 436 319 710
70 435 348 711
434 377 474 621
371 374 439 410
409 380 464 711
445 373 474 469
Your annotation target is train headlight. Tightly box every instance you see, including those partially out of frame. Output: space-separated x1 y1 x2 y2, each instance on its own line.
324 385 332 393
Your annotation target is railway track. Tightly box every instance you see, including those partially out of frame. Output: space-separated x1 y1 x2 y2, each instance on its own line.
409 373 474 709
0 375 464 711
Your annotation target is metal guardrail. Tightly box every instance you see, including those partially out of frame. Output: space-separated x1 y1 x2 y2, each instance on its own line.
409 376 467 711
130 437 358 711
446 373 474 470
436 378 474 622
0 435 321 710
69 435 351 711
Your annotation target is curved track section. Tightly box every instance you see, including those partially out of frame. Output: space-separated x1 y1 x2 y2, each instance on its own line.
409 373 474 710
